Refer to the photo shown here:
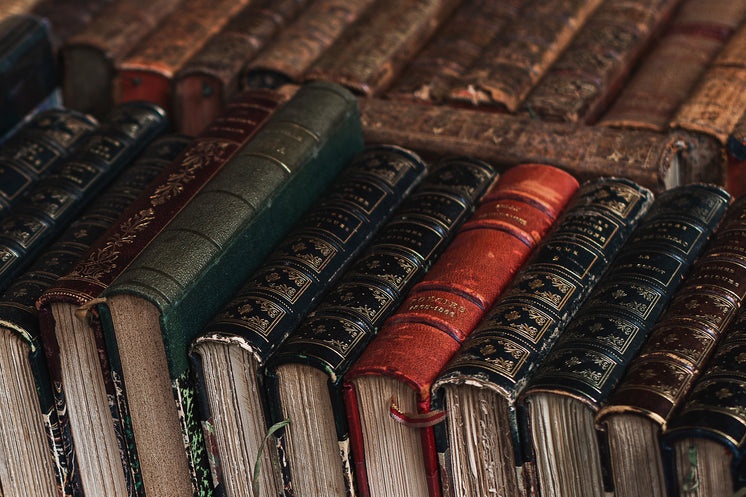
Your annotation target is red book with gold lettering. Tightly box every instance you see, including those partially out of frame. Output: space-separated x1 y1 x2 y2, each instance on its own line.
341 163 578 497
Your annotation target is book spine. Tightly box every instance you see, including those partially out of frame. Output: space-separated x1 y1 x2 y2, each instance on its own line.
599 0 746 131
243 0 377 89
448 0 603 112
343 163 579 497
599 194 746 425
172 0 310 135
304 0 462 96
265 156 498 495
0 134 188 497
0 101 168 293
0 108 98 217
522 0 681 123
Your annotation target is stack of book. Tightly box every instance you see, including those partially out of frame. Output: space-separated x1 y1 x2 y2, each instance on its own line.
3 1 746 497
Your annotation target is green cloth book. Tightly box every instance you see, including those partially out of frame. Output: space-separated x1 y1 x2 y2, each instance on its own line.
97 81 364 497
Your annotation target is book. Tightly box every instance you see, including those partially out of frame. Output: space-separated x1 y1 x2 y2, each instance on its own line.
342 163 579 497
728 109 746 197
596 193 746 497
61 0 183 117
304 0 461 97
114 0 250 118
521 0 681 124
243 0 377 90
598 0 746 131
431 176 654 497
36 89 284 497
518 184 730 497
448 0 603 112
262 156 498 497
190 144 428 497
358 96 722 193
0 133 188 497
172 0 310 135
30 0 114 44
661 296 746 497
0 107 98 218
96 81 363 497
385 0 525 103
0 100 168 294
0 14 58 141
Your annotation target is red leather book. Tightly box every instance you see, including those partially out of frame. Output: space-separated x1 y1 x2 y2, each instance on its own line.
342 163 578 497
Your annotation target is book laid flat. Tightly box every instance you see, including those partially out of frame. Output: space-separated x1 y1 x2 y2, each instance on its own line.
172 0 310 135
596 193 746 497
448 0 603 112
61 0 183 117
242 0 377 90
386 0 525 104
304 0 461 97
518 184 730 497
0 107 98 218
0 101 168 294
521 0 681 124
36 89 284 497
96 81 363 497
0 134 188 497
598 0 746 131
358 96 721 193
0 14 58 140
114 0 250 117
342 163 579 497
661 294 746 497
431 177 654 497
261 157 498 497
190 144 428 497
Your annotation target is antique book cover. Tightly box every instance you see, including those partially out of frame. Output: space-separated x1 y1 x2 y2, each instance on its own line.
519 184 730 497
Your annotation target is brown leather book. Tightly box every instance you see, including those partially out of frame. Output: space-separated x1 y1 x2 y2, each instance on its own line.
304 0 462 96
599 0 746 131
243 0 377 89
171 0 309 135
448 0 603 112
61 0 183 118
114 0 250 117
386 0 525 103
358 96 723 193
671 22 746 143
522 0 682 124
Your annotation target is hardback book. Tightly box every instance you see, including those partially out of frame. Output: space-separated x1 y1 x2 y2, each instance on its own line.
114 0 250 117
386 0 525 104
0 133 188 497
0 107 98 218
30 0 113 44
661 296 746 497
431 177 654 497
96 81 363 497
728 109 746 197
358 96 723 193
448 0 603 112
61 0 183 118
172 0 310 135
242 0 377 90
598 0 746 131
671 22 746 144
190 144 428 497
342 163 579 497
596 193 746 497
521 0 681 124
0 14 58 140
0 100 168 294
36 89 284 497
304 0 461 97
262 157 499 497
517 184 730 497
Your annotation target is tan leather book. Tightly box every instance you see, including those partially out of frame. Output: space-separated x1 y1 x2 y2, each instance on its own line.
600 0 746 131
304 0 461 96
